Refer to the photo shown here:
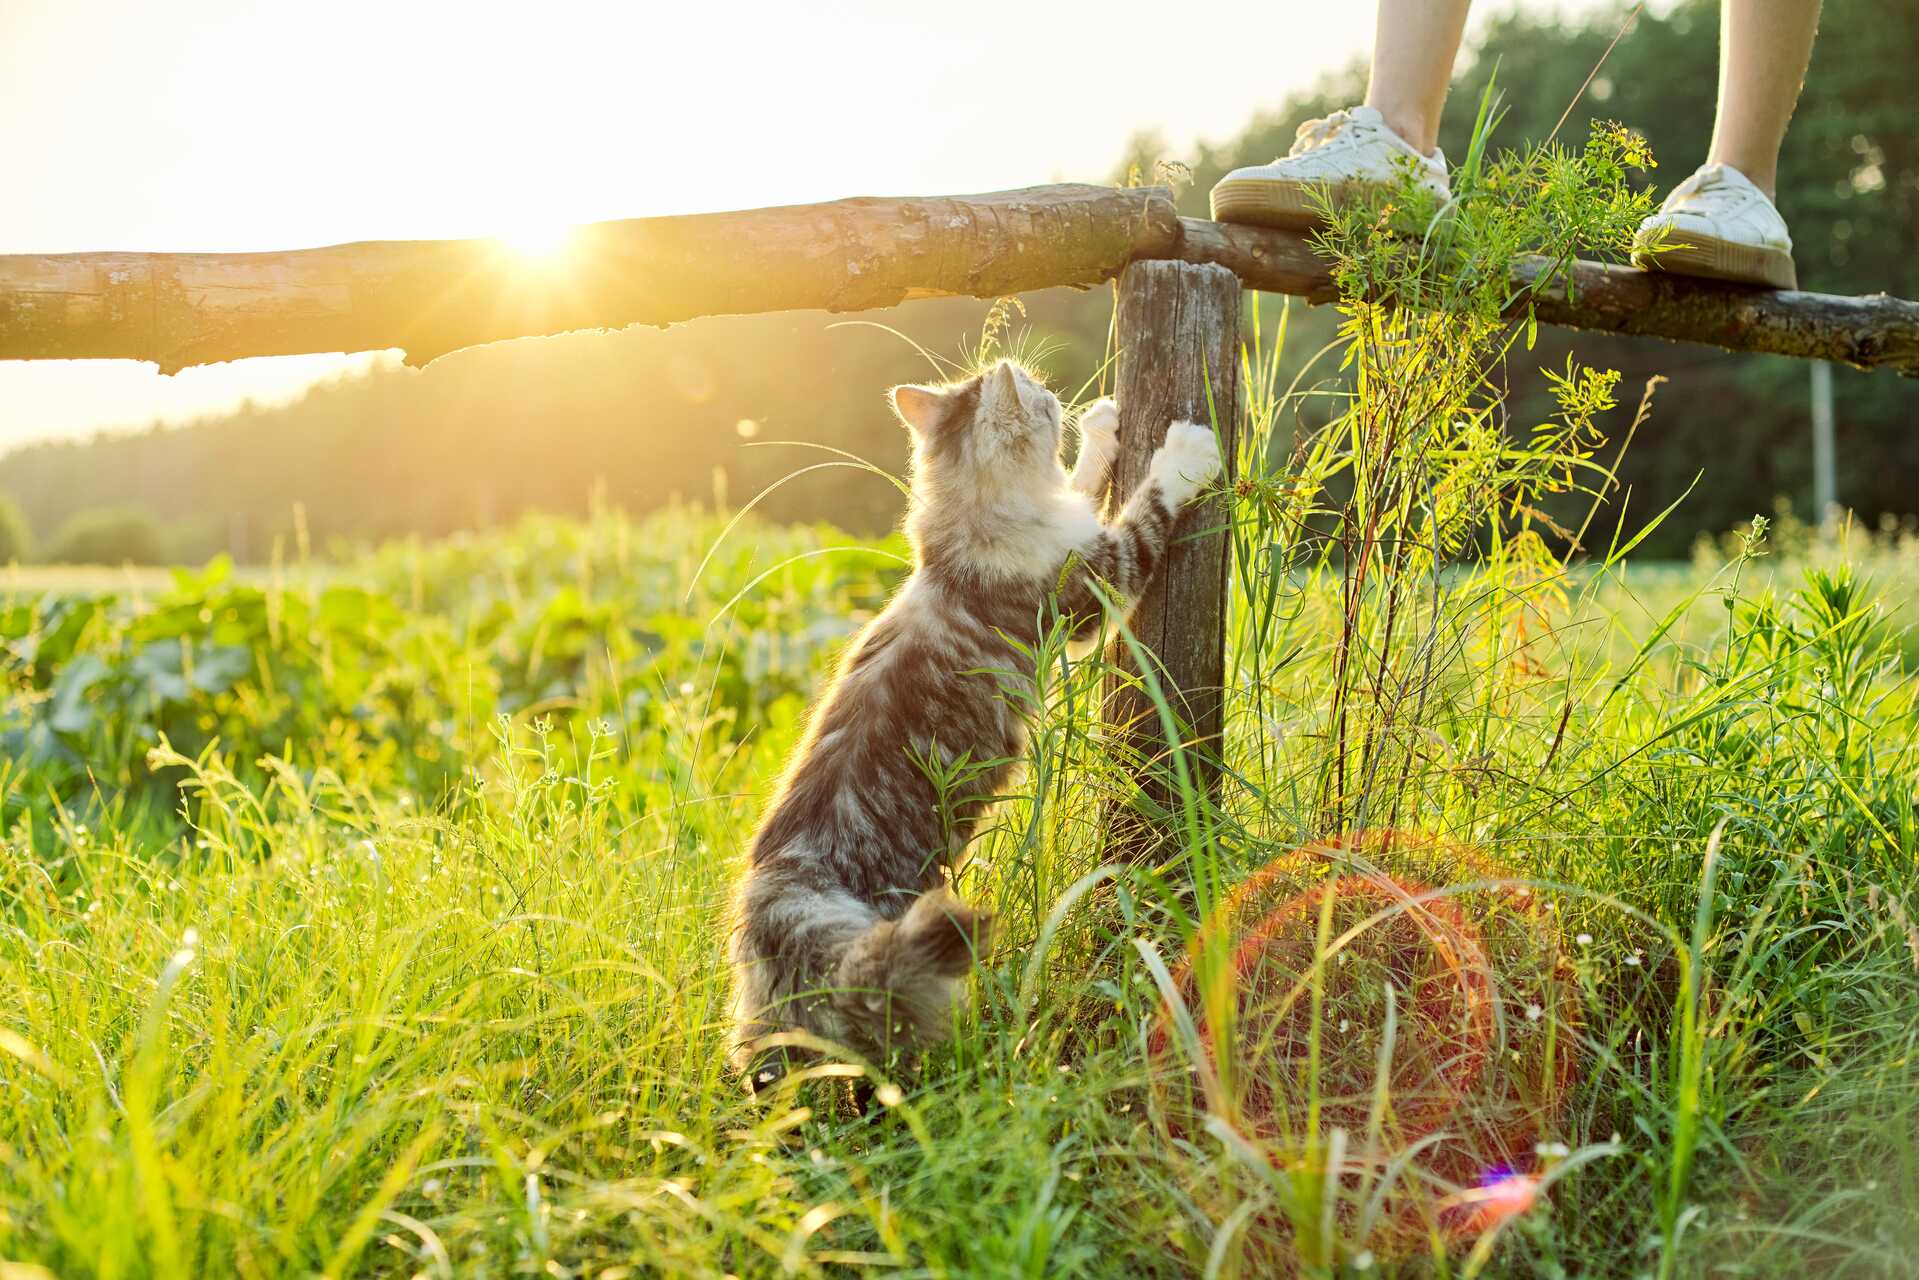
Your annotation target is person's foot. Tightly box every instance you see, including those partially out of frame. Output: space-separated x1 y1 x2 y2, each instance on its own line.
1632 164 1798 290
1209 105 1450 230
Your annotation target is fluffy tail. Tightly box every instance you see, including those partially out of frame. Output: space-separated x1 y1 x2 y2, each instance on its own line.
829 886 993 1054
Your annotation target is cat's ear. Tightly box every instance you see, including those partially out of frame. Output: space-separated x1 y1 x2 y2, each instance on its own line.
989 361 1020 403
890 384 946 435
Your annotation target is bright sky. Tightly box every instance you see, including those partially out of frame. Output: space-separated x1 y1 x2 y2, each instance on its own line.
0 0 1601 449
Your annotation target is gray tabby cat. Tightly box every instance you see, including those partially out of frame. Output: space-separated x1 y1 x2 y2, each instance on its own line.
727 359 1222 1082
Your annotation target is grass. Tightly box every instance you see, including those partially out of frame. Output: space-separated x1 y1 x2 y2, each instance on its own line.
3 498 1915 1277
4 116 1918 1275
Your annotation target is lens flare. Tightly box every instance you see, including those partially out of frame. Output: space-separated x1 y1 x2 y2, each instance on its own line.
1147 830 1578 1258
1444 1167 1542 1236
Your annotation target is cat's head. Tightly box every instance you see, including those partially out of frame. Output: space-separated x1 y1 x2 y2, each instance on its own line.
889 359 1063 482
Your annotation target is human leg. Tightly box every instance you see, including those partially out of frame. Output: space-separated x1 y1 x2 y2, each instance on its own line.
1632 0 1821 288
1706 0 1822 200
1364 0 1473 158
1210 0 1466 227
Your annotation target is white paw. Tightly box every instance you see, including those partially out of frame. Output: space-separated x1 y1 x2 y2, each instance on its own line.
1151 420 1222 504
1082 395 1120 441
1078 397 1120 447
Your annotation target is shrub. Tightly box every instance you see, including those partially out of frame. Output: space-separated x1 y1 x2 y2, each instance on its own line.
47 505 167 566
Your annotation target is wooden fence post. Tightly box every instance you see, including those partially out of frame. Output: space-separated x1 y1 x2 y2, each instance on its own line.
1102 259 1241 858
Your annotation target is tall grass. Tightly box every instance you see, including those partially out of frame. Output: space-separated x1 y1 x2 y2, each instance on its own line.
3 113 1918 1277
5 515 1917 1275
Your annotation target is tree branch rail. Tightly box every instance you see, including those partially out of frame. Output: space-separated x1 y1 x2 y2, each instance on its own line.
3 184 1914 375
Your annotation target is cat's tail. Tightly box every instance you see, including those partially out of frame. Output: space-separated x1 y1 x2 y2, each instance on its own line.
830 886 993 1053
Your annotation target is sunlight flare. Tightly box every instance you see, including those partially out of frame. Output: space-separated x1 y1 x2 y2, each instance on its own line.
494 219 580 264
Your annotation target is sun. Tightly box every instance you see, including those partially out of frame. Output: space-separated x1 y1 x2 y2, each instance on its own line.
493 219 579 263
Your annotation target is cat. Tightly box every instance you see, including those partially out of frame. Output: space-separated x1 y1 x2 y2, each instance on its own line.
726 358 1223 1085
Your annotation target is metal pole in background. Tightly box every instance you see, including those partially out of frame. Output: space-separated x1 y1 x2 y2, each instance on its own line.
1811 360 1837 520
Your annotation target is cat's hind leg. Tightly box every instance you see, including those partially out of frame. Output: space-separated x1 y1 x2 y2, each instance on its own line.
728 873 881 1084
830 886 993 1055
729 874 991 1082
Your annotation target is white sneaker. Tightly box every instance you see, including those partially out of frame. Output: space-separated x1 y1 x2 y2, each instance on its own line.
1632 164 1797 290
1210 105 1451 230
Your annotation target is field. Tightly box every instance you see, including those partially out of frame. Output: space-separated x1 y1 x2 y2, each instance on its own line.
2 491 1916 1278
6 139 1919 1278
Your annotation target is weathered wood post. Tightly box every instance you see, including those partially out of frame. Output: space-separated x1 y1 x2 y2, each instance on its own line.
1102 259 1240 859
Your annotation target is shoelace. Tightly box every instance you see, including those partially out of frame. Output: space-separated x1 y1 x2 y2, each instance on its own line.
1665 164 1754 209
1288 110 1355 156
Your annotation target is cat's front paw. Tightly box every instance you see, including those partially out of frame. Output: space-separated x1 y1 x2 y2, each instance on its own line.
1151 420 1223 505
1069 397 1121 495
1078 397 1120 449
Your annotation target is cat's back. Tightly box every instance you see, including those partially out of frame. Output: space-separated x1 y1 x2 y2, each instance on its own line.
748 573 1032 885
800 573 1033 785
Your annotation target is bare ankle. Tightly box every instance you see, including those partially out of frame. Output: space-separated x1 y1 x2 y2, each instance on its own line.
1367 101 1437 157
1709 155 1779 202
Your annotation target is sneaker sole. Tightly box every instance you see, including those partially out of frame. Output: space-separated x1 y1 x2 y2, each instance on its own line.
1633 233 1797 290
1209 176 1382 230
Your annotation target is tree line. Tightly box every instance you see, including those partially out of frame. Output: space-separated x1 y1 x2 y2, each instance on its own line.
4 0 1912 564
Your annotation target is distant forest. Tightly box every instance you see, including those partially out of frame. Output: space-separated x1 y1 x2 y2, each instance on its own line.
0 292 1110 562
6 0 1913 562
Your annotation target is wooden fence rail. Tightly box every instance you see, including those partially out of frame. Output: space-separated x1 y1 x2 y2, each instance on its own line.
4 184 1916 376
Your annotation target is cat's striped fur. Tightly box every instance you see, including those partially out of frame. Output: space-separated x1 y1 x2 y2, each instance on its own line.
727 359 1222 1082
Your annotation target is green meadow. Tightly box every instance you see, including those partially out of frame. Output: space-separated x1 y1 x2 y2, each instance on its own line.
4 126 1918 1278
5 495 1918 1277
